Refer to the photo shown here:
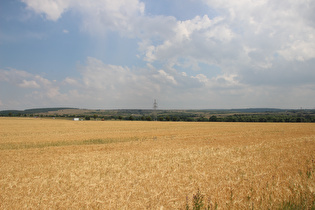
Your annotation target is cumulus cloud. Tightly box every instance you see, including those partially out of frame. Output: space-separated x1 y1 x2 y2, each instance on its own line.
155 70 177 85
0 68 68 109
63 77 78 85
77 57 182 103
14 0 315 109
74 57 257 108
201 0 315 61
22 0 71 21
140 15 239 67
22 0 315 66
22 0 145 36
18 80 40 88
0 68 32 82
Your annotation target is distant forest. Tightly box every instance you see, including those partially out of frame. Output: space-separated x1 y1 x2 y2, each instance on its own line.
1 107 315 122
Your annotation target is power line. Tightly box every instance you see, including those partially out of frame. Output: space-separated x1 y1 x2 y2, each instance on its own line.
153 99 158 121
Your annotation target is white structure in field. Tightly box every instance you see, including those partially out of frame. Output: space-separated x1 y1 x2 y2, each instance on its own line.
73 118 79 121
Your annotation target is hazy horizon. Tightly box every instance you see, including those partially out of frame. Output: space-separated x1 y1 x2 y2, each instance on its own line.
1 106 313 112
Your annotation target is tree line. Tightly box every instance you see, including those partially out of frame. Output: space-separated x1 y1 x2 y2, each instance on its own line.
3 113 314 123
1 109 315 123
208 114 315 123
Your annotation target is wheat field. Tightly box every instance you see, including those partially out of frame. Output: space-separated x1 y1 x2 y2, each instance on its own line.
0 117 314 209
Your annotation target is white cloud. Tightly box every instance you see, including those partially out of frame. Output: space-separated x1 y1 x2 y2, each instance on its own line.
175 15 212 41
21 0 315 66
155 70 177 85
63 77 78 85
1 55 315 110
11 0 315 109
23 0 146 35
0 68 67 108
0 68 32 82
278 38 315 62
192 74 208 84
64 57 211 108
18 80 40 88
67 48 315 108
76 0 145 36
200 0 315 62
79 57 158 97
46 87 61 98
138 14 241 74
22 0 71 21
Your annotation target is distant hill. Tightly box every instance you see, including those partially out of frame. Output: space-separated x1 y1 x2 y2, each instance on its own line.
230 108 285 113
0 107 76 115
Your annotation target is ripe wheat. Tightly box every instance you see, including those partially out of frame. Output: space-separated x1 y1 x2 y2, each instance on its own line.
0 118 314 209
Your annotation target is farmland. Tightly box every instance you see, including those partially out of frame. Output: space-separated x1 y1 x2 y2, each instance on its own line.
0 118 314 209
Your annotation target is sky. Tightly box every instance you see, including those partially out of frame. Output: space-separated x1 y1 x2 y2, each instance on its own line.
0 0 315 110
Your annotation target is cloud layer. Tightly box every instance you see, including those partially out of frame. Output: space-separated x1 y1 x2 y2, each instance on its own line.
1 0 314 109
